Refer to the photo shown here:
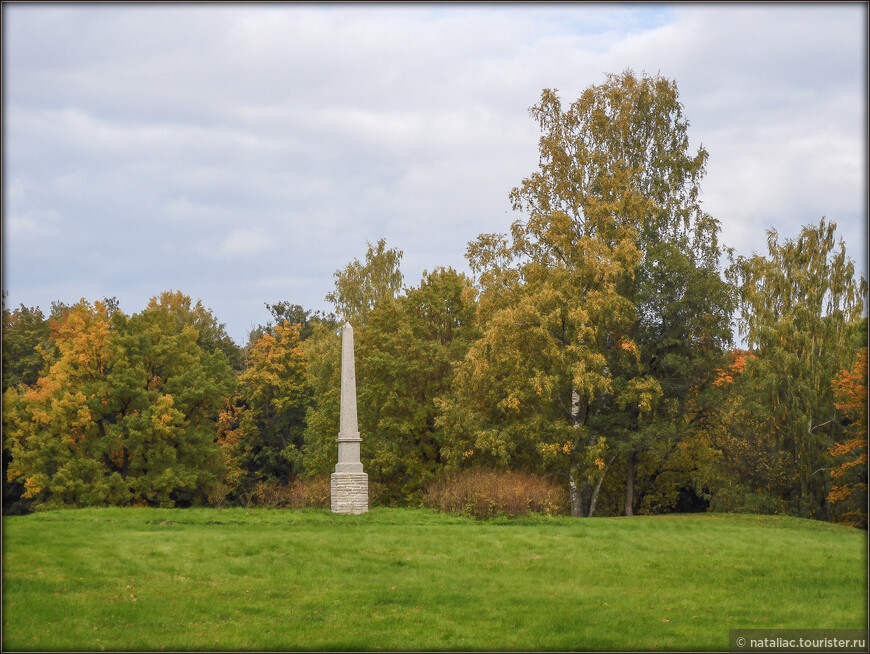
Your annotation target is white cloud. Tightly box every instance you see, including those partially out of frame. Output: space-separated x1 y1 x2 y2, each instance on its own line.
210 228 275 258
2 3 866 343
4 209 62 241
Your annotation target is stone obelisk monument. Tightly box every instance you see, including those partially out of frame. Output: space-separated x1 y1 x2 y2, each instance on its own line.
330 322 369 514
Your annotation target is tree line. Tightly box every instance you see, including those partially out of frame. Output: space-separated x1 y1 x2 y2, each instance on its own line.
3 71 866 526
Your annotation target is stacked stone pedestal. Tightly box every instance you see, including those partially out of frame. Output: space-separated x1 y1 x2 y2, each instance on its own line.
330 472 369 514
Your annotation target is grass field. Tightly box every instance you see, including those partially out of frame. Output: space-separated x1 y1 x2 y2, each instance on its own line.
2 508 866 651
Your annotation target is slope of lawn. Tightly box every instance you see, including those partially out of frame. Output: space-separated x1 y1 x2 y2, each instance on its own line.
2 507 866 651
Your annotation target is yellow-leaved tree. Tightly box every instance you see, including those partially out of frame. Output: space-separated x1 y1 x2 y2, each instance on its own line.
727 220 866 519
438 70 732 517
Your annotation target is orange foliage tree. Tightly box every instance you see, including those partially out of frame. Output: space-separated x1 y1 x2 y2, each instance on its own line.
828 348 867 527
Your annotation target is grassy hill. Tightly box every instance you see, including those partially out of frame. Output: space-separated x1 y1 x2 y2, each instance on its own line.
2 508 866 651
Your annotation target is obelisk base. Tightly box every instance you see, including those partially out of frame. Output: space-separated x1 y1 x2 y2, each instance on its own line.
330 472 369 514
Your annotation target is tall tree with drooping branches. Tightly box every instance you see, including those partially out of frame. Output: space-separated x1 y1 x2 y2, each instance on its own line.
727 218 866 519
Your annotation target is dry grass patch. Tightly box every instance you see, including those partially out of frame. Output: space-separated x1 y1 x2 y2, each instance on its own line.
249 477 331 509
423 468 569 518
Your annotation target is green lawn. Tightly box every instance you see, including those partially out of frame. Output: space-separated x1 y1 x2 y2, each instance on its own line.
2 508 866 651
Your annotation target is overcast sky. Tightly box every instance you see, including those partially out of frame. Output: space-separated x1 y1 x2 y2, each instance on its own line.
3 3 867 345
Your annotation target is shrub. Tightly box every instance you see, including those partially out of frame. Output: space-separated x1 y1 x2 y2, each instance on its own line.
206 482 230 510
423 469 569 519
249 477 331 509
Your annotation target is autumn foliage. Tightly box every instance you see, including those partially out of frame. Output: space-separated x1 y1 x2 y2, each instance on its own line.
217 321 309 495
828 349 867 527
3 72 866 526
3 295 235 510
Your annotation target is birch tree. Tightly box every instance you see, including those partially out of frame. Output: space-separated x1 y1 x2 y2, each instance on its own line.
440 70 731 516
727 218 866 518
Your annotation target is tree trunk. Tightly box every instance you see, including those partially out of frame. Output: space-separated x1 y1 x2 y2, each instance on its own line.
624 451 636 516
589 453 618 517
568 474 585 517
588 476 603 517
568 387 586 517
571 387 582 427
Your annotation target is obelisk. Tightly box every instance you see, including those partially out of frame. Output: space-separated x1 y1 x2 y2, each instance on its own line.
330 322 369 514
